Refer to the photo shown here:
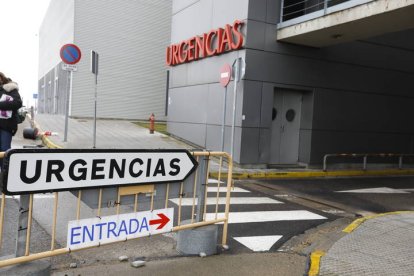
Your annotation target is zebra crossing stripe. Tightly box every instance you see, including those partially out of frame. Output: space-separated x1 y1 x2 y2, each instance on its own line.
336 187 409 194
234 235 283 252
169 197 283 206
205 210 327 224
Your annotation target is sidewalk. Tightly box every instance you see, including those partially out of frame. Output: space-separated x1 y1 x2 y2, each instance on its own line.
32 114 191 150
317 212 414 276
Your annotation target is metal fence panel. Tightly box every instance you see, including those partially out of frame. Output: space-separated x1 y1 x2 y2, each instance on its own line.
0 151 233 268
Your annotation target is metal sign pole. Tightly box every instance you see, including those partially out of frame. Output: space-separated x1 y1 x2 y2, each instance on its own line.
221 86 227 151
230 58 240 159
93 73 97 148
63 70 71 142
60 43 81 143
91 50 99 149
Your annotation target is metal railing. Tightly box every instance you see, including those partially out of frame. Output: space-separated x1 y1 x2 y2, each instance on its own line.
0 151 233 268
323 153 414 171
280 0 374 25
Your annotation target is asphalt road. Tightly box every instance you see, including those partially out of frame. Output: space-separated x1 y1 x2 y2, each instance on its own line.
201 183 337 253
253 176 414 215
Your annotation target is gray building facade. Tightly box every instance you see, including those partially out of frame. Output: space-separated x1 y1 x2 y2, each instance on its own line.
38 0 172 120
167 0 414 166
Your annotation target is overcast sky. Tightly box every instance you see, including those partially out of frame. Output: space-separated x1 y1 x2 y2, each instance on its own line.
1 0 51 106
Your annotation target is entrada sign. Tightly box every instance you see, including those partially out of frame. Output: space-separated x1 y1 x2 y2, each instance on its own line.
2 149 198 195
67 208 173 250
166 20 244 66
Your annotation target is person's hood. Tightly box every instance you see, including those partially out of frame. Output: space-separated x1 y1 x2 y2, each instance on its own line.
2 82 19 92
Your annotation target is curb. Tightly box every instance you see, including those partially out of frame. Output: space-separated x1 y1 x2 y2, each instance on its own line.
308 251 325 276
342 210 414 233
308 211 414 275
211 169 414 180
31 118 62 149
40 134 62 149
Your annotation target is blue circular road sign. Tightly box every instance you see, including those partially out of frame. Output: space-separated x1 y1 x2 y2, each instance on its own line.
60 44 82 65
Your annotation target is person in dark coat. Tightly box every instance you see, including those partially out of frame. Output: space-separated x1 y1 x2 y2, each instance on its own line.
0 72 22 156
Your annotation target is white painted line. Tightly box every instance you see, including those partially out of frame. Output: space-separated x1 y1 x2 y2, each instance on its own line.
399 189 414 192
205 210 327 224
234 235 283 252
207 187 250 193
169 197 283 206
322 209 345 214
336 187 410 194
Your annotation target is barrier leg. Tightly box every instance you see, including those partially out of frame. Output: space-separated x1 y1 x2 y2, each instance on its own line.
16 195 30 257
195 156 208 222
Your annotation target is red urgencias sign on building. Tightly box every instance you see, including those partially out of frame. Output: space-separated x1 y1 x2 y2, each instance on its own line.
166 20 244 66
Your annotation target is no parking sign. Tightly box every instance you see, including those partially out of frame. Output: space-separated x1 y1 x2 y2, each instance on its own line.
60 44 82 65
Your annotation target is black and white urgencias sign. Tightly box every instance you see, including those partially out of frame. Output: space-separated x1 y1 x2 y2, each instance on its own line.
2 149 198 195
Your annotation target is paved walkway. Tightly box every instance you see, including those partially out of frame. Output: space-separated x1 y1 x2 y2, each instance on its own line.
30 114 414 275
33 114 190 150
319 212 414 276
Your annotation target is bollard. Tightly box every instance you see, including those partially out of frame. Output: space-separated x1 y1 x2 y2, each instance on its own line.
23 128 39 140
149 113 155 134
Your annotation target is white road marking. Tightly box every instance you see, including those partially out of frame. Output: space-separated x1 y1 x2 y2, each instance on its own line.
205 210 327 224
336 187 410 194
322 209 345 214
399 189 414 192
207 187 250 193
234 235 283 252
169 197 283 206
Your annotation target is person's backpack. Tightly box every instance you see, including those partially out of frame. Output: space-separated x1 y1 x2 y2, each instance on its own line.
16 107 27 124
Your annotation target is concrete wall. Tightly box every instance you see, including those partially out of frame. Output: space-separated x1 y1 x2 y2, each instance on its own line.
245 0 414 165
38 63 69 115
168 0 249 163
38 0 74 79
38 0 172 120
72 0 172 120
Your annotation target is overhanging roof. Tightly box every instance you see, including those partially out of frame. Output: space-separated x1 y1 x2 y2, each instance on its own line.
277 0 414 48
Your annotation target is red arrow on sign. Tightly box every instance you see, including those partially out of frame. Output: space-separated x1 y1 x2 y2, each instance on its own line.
150 213 170 230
